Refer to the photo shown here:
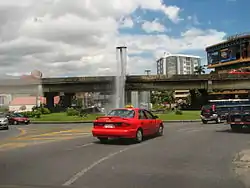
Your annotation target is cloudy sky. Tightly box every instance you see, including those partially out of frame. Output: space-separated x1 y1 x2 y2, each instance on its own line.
0 0 247 77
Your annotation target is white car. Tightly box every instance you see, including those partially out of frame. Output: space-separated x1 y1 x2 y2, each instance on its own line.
0 114 9 130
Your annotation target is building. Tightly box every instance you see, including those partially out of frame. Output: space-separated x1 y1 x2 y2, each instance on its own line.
0 94 12 107
9 96 60 112
156 53 201 101
156 53 201 77
206 32 250 73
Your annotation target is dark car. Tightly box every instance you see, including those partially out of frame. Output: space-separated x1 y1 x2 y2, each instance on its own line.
227 105 250 132
200 104 221 124
7 113 30 125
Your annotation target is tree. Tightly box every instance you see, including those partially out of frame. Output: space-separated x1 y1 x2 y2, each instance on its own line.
151 90 175 108
194 65 206 75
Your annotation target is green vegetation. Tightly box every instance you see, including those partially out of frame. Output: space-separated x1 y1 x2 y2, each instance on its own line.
20 107 51 118
30 112 102 122
30 110 200 122
157 110 200 120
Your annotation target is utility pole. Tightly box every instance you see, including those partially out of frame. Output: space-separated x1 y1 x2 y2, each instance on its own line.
145 69 151 76
145 69 151 110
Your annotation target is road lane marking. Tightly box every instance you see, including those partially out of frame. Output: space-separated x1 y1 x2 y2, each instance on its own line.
0 143 28 151
16 128 27 137
62 143 142 186
65 143 94 151
75 143 94 148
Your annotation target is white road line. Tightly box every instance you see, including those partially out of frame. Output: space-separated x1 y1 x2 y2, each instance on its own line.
65 143 94 151
75 143 94 148
185 129 202 133
62 144 141 186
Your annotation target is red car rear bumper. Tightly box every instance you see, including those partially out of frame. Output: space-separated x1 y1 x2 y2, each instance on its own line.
92 128 137 138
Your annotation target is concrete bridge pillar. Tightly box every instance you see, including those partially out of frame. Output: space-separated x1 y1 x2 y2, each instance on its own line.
125 91 132 105
190 89 199 109
131 91 139 108
60 93 75 108
198 89 209 106
44 92 57 110
128 91 151 109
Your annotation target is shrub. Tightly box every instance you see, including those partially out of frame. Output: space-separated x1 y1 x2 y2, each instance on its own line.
66 108 78 116
20 110 41 118
175 109 183 115
33 110 41 118
78 108 88 117
20 111 33 118
41 107 51 114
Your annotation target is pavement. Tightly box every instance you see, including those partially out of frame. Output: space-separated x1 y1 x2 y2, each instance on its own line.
0 125 22 141
31 119 201 124
0 122 249 188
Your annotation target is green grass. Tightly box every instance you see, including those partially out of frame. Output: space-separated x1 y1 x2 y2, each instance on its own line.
157 111 200 120
30 113 103 122
31 111 200 122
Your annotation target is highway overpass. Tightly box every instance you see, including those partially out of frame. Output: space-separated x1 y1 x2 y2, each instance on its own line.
0 74 250 94
42 74 250 92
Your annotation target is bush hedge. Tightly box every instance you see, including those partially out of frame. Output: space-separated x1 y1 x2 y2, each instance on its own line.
20 107 51 118
175 109 183 115
66 107 88 117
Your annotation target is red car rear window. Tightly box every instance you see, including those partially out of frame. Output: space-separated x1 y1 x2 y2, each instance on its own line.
107 109 135 118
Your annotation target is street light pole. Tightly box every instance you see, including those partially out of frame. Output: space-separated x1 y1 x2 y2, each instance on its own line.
145 69 151 76
145 69 151 110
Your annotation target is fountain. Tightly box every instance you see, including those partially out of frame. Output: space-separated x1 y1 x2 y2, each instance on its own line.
114 46 127 108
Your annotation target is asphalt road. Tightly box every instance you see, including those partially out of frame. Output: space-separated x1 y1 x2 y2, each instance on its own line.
0 125 21 141
0 122 249 188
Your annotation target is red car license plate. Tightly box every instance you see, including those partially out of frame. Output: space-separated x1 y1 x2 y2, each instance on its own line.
104 124 114 128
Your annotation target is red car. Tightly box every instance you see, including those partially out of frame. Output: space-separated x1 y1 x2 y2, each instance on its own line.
8 113 30 125
92 108 164 143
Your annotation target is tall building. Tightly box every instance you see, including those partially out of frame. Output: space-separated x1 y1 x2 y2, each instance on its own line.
156 53 201 77
206 32 250 73
156 53 201 101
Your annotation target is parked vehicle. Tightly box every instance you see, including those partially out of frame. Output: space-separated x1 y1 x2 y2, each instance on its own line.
227 105 250 132
92 107 164 143
200 104 221 124
7 113 30 125
200 99 250 124
0 113 9 130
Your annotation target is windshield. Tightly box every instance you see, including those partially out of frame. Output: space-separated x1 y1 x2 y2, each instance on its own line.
0 114 5 118
107 109 135 118
13 113 24 117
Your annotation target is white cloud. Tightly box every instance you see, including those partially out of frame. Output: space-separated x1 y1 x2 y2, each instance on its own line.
119 17 134 28
141 20 167 33
187 15 200 25
0 0 226 77
161 5 182 23
118 28 226 60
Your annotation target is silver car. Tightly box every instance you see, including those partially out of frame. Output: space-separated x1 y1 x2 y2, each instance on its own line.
0 114 9 130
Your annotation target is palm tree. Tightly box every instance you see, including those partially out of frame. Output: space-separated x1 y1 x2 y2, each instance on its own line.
194 65 206 75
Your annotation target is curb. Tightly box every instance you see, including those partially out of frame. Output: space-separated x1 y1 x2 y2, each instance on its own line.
31 120 201 124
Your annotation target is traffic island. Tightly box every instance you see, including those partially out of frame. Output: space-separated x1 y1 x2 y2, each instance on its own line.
30 111 201 124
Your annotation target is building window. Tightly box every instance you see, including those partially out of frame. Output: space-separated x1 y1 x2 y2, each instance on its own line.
0 96 4 106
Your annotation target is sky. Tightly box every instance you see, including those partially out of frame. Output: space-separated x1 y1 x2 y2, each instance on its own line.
0 0 248 77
